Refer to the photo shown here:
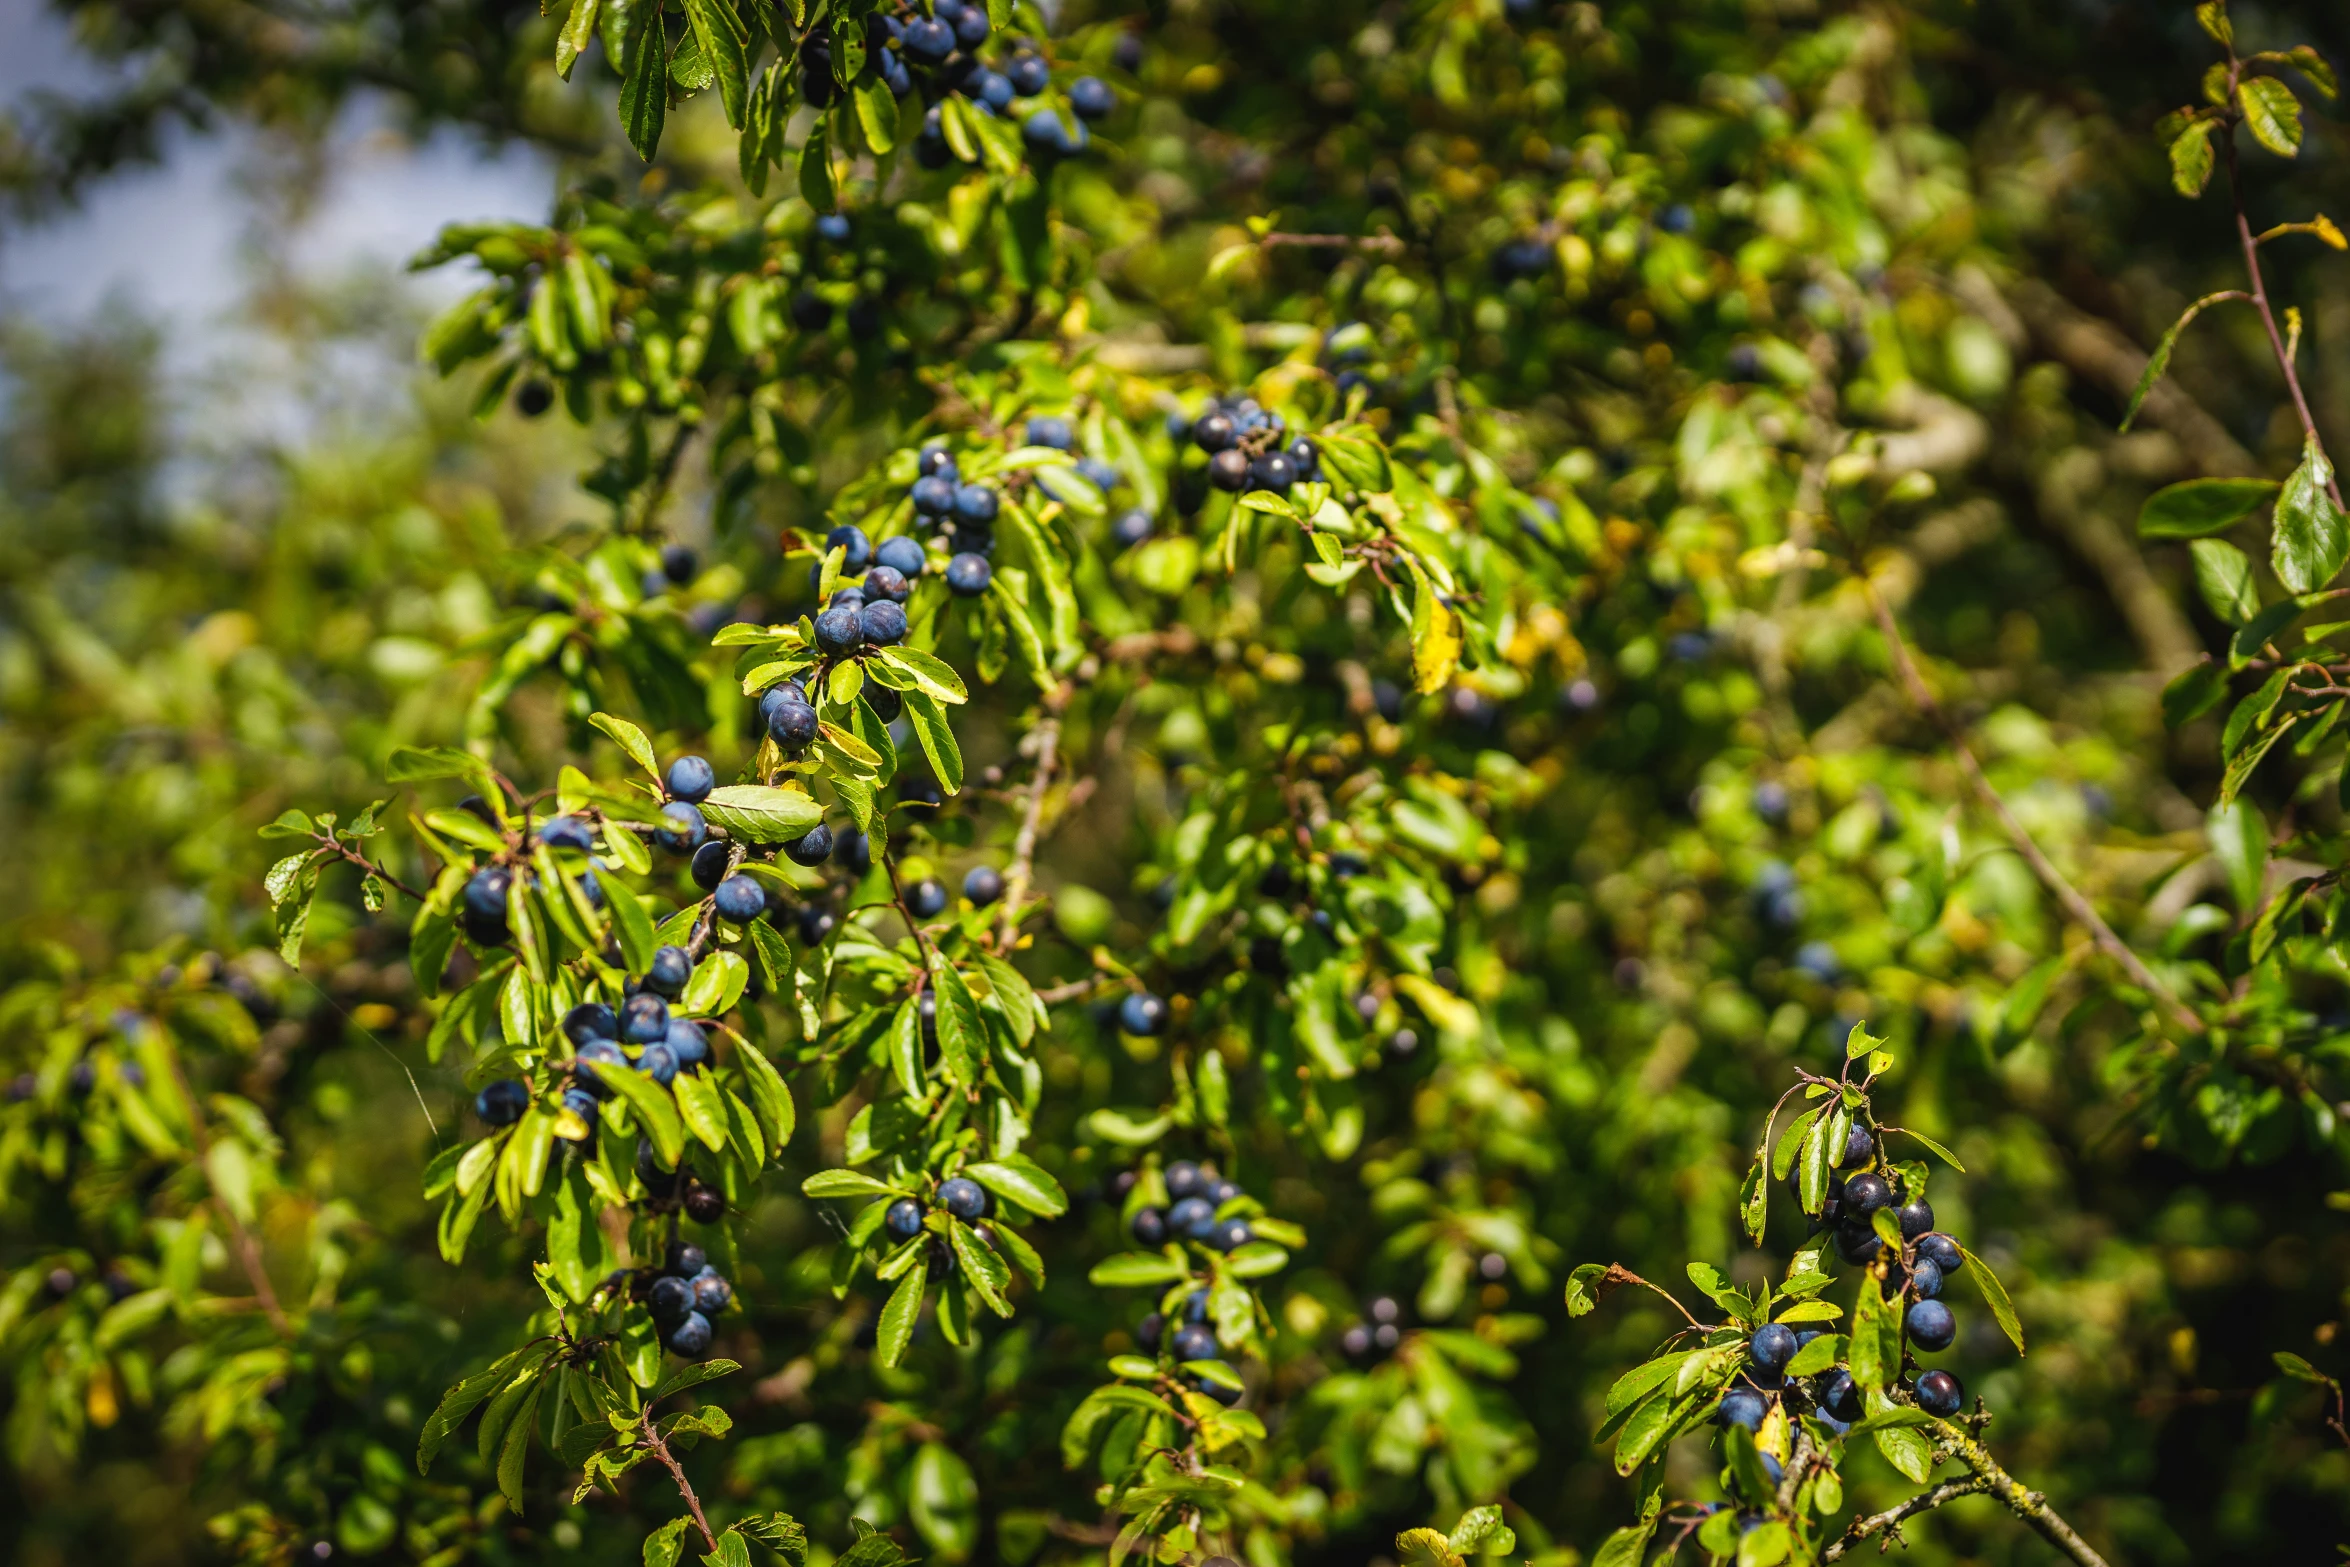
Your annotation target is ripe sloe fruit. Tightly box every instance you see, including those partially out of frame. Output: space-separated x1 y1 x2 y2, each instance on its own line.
463 866 511 921
834 828 872 876
815 605 864 654
1137 1312 1163 1350
639 1043 679 1085
666 1018 707 1068
825 525 872 573
564 1003 618 1044
539 815 594 851
1167 1196 1215 1235
516 379 553 417
692 1267 732 1313
1909 1257 1944 1300
1843 1172 1893 1215
938 1177 989 1220
1112 508 1152 548
1208 449 1251 491
1210 1219 1252 1251
814 213 852 245
908 878 949 918
1166 1161 1204 1198
785 823 835 867
912 475 956 516
621 993 670 1045
1026 416 1073 450
875 535 926 577
667 1310 713 1358
1905 1298 1955 1352
1897 1197 1934 1239
714 875 766 923
1750 1322 1798 1373
767 692 819 749
1249 452 1297 491
1120 991 1169 1036
1815 1367 1863 1422
963 865 1004 906
1070 76 1114 120
886 1198 925 1240
647 945 694 997
1171 1324 1220 1362
1131 1206 1168 1244
1833 1221 1882 1265
684 1182 724 1223
475 1079 528 1125
690 841 730 892
860 599 909 646
917 446 957 479
666 1241 707 1276
1006 51 1048 96
945 553 992 596
666 755 715 802
655 801 707 853
1914 1369 1962 1418
864 565 910 603
1717 1388 1767 1430
648 1275 694 1323
1837 1124 1875 1168
951 485 998 527
1192 412 1236 452
1916 1233 1963 1273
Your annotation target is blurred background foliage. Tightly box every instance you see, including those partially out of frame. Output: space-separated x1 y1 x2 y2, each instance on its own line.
2 2 2350 1566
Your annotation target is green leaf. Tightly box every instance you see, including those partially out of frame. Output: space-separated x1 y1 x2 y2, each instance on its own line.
674 1068 732 1154
868 644 969 703
387 745 496 792
2162 659 2230 728
903 689 965 796
681 0 752 127
966 1156 1068 1218
1888 1126 1967 1172
2274 1351 2337 1385
704 1527 753 1567
650 1358 742 1403
1087 1252 1188 1287
877 1258 927 1368
2121 290 2244 432
733 1038 797 1160
645 1517 693 1567
2141 477 2279 538
2192 538 2260 625
798 118 835 209
592 1058 685 1169
2240 74 2304 157
1959 1244 2027 1355
928 959 986 1087
853 71 898 154
2272 436 2346 594
2169 117 2216 197
2209 796 2269 912
417 1353 523 1474
2195 1 2230 45
681 950 750 1018
496 1380 542 1508
948 1218 1013 1316
604 875 659 976
590 711 659 778
1874 1422 1935 1484
698 784 823 845
1783 1333 1844 1378
803 1169 901 1199
619 5 669 161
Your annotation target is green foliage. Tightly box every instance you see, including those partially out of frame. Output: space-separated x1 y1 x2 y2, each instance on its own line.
7 3 2350 1566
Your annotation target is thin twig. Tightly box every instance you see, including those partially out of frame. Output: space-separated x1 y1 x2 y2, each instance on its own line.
638 1406 721 1554
2223 113 2344 508
1823 1477 1993 1561
1859 575 2205 1037
164 1055 293 1337
1937 1427 2115 1567
996 684 1070 953
317 839 428 904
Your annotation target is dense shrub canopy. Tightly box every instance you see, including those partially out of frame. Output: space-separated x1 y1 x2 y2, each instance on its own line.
4 3 2350 1566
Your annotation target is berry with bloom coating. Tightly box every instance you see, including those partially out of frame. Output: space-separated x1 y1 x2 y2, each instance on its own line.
691 1267 732 1313
1070 76 1115 120
690 840 731 891
1119 991 1169 1036
1208 449 1251 491
945 553 992 597
1916 1232 1964 1273
638 1043 679 1085
938 1177 989 1220
665 1018 709 1069
475 1079 528 1125
1025 416 1073 450
666 755 715 802
621 993 670 1045
648 1275 694 1323
864 564 910 603
1171 1324 1220 1362
886 1199 925 1240
1905 1298 1956 1352
1750 1322 1798 1373
667 1310 714 1358
564 1002 618 1044
539 815 594 851
785 823 835 867
1843 1172 1894 1216
1131 1207 1168 1244
825 525 872 573
1717 1388 1767 1430
1909 1256 1945 1300
911 475 956 516
861 599 909 645
963 865 1004 905
1167 1195 1215 1236
815 605 864 654
1896 1197 1935 1239
714 875 767 923
1165 1161 1205 1198
907 878 949 918
1814 1367 1863 1422
646 945 693 996
875 535 926 577
767 690 819 749
655 801 707 853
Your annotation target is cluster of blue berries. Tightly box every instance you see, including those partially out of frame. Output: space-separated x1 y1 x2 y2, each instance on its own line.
1175 394 1320 495
1021 414 1157 550
799 525 924 664
1134 1285 1244 1406
882 1174 997 1281
458 808 604 947
862 2 1117 171
469 946 711 1141
643 1239 732 1359
1126 1157 1254 1254
905 444 1004 600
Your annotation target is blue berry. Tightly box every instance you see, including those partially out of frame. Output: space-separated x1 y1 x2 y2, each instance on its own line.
1717 1388 1767 1431
648 1274 693 1323
1070 76 1115 120
1076 457 1121 494
834 828 872 875
785 822 835 867
1910 1257 1944 1300
639 1042 679 1085
692 1267 732 1313
815 605 865 655
1165 1161 1204 1198
665 1018 709 1069
666 755 715 803
1171 1323 1219 1362
974 69 1013 110
917 446 957 478
1119 991 1169 1037
963 865 1004 905
655 800 707 853
824 524 872 573
814 213 852 245
886 1198 926 1240
767 692 819 749
911 474 957 516
1191 412 1236 452
539 815 594 851
1815 1367 1863 1422
952 5 987 46
1025 415 1073 450
1750 1322 1798 1373
1897 1197 1934 1239
714 875 766 923
621 993 671 1045
573 1039 627 1096
864 565 911 603
1005 51 1048 96
903 17 953 61
1906 1298 1955 1352
647 945 694 997
558 1087 599 1137
666 1241 707 1276
1167 1196 1215 1235
945 553 992 597
666 1310 714 1358
1916 1233 1963 1273
860 599 909 646
951 484 998 526
938 1177 989 1220
563 1002 618 1045
875 535 926 577
1913 1369 1962 1418
1112 509 1152 548
1209 1219 1252 1252
1130 1206 1167 1244
689 842 731 894
1249 452 1298 491
463 866 512 921
907 878 949 918
474 1079 529 1125
1023 108 1088 156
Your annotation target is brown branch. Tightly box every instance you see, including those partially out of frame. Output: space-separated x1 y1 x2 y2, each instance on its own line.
163 1055 292 1338
1859 574 2205 1037
638 1407 720 1554
318 839 428 904
996 684 1071 953
2224 117 2345 509
1938 1428 2115 1567
1256 229 1406 255
1823 1477 1993 1561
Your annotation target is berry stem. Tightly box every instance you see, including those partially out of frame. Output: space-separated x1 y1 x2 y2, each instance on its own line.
1857 573 2205 1037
